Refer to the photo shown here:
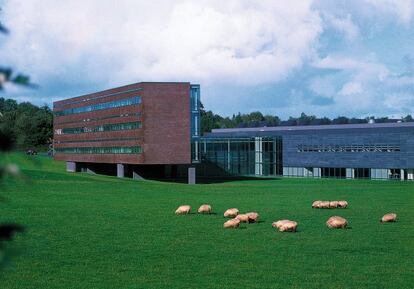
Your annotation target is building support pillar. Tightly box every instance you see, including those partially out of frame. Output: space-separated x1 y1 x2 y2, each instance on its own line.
66 161 77 173
117 164 125 178
188 167 196 185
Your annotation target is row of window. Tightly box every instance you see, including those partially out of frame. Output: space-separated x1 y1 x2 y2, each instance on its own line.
297 144 401 153
55 96 141 116
54 88 142 108
55 121 142 135
55 113 142 125
55 146 142 154
55 137 141 144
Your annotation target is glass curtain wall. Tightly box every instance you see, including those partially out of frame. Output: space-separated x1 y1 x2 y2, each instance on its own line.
196 137 283 176
190 85 201 163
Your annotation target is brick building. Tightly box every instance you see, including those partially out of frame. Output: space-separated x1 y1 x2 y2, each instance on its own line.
53 82 200 179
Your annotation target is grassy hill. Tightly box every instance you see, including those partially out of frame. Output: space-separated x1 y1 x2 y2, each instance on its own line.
1 154 413 289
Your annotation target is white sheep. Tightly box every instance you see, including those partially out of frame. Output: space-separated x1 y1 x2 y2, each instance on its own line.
175 205 191 215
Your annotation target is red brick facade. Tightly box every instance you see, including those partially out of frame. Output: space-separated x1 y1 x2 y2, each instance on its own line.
53 82 192 165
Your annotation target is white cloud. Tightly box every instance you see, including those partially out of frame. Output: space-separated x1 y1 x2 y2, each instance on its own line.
338 81 362 95
324 14 359 40
1 0 413 119
0 0 322 87
364 0 414 25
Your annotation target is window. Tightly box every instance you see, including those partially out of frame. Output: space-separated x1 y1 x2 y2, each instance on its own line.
54 113 142 125
55 146 142 154
60 121 142 134
55 96 141 116
297 144 400 153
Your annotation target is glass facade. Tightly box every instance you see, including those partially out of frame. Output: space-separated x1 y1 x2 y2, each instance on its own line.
190 85 201 162
55 146 142 154
55 112 141 125
57 121 142 135
55 96 141 116
196 137 283 176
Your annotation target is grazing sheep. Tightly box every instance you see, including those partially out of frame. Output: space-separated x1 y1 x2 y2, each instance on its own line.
223 218 240 229
246 212 259 223
235 213 250 223
329 201 339 209
312 200 322 208
224 208 239 218
175 205 191 215
272 220 289 229
320 201 331 209
337 200 348 208
381 213 397 223
273 220 297 232
197 204 212 214
326 216 348 228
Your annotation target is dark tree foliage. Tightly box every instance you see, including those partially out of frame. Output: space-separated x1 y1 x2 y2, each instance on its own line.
0 98 53 150
200 102 414 136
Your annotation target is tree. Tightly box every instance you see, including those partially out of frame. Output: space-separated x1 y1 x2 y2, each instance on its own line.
403 114 413 122
0 8 27 264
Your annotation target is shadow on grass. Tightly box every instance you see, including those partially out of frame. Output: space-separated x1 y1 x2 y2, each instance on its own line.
150 176 282 184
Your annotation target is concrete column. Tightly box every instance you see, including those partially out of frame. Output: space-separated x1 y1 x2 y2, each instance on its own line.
117 164 125 178
188 167 196 185
66 161 76 172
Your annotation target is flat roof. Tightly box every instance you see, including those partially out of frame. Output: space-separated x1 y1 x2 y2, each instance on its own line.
210 122 414 134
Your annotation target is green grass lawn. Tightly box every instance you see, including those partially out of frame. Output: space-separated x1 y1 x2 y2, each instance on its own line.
1 154 413 289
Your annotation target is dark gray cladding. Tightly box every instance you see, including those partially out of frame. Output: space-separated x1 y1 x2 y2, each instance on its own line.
206 122 414 169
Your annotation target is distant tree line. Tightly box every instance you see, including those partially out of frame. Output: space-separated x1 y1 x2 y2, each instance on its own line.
200 104 414 135
0 97 53 150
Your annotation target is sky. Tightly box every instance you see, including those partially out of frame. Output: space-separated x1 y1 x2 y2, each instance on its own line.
0 0 413 119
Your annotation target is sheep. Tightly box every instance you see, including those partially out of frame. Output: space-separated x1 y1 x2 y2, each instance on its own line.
272 220 297 232
312 200 322 208
175 205 191 215
329 201 339 209
272 219 290 229
235 213 250 223
223 218 240 229
279 220 298 232
326 216 348 229
320 201 331 209
224 208 239 218
197 204 212 214
338 200 348 208
246 212 259 223
381 213 397 223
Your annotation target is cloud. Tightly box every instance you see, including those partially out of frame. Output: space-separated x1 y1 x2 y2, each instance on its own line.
0 0 413 119
323 14 359 40
363 0 414 25
0 0 322 88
